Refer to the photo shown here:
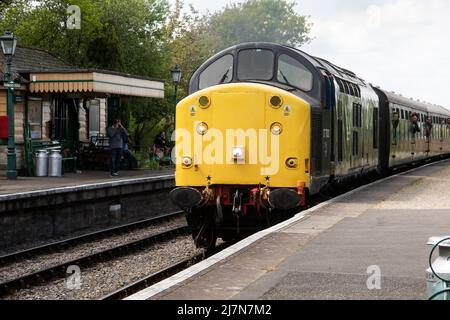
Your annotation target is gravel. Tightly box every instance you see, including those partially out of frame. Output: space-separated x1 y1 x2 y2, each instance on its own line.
4 235 202 300
0 215 187 283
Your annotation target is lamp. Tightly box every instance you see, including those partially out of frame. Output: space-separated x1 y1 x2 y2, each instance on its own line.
170 65 182 85
1 31 18 180
0 31 17 58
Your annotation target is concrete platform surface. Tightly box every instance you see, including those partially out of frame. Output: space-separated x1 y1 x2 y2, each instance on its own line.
0 168 174 197
130 160 450 300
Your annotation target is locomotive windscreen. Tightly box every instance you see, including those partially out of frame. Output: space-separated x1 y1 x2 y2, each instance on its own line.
237 49 274 81
199 54 234 90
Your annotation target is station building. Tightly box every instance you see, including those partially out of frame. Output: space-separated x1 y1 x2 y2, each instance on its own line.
0 46 164 175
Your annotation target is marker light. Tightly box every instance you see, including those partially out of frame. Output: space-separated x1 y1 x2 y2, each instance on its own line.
270 96 283 108
271 123 283 135
199 96 211 108
196 122 209 135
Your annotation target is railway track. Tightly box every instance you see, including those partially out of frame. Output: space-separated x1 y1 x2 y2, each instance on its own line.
0 214 188 298
100 242 233 300
0 211 183 265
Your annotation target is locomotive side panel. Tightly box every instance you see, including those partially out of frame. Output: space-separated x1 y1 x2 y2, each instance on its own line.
332 81 379 181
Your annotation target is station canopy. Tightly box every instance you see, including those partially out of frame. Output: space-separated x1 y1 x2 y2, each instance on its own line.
1 46 164 99
28 70 164 98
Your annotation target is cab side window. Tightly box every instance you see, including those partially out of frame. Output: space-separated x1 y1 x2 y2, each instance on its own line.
277 54 314 91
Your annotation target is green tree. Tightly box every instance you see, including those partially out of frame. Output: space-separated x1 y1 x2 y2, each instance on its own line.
0 0 169 76
166 0 312 97
208 0 312 52
0 0 172 151
166 1 215 95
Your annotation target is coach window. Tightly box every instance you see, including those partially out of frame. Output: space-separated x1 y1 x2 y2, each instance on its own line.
277 54 313 91
199 54 234 90
237 49 274 81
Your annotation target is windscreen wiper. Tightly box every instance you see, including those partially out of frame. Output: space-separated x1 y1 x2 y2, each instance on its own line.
219 69 231 84
279 70 292 86
278 70 297 92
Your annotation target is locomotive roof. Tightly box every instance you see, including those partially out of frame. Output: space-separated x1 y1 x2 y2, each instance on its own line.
213 42 366 84
193 42 450 115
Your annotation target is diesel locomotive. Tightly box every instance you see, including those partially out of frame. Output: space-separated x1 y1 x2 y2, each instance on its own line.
170 42 450 248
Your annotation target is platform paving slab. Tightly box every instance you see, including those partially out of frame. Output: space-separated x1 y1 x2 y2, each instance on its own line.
0 168 174 196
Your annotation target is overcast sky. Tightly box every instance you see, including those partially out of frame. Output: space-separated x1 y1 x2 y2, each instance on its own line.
169 0 450 108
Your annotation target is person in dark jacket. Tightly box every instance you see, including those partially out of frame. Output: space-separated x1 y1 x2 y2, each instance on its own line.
107 119 128 176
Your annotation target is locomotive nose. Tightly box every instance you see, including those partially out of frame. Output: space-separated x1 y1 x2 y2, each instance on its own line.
174 83 311 188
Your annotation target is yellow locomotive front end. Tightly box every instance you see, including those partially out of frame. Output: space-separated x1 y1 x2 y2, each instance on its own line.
171 82 311 248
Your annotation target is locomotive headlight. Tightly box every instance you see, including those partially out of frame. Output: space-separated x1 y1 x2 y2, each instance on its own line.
232 147 244 160
181 156 193 168
270 96 283 109
196 122 209 135
232 146 246 164
199 96 211 108
271 123 283 135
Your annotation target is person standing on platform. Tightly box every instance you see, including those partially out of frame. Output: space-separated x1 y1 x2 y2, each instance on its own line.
107 119 128 177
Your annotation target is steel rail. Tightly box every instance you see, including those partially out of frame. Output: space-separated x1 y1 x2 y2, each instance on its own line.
100 243 232 300
0 225 189 297
0 211 184 266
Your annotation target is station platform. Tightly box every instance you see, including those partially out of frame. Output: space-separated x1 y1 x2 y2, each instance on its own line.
0 168 174 198
0 168 175 252
127 160 450 300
